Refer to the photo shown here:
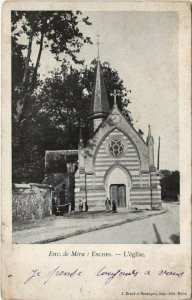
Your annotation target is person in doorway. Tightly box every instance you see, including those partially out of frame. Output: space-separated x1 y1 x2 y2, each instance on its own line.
79 199 83 212
82 198 87 212
52 196 57 215
112 200 117 213
105 197 111 212
85 202 89 212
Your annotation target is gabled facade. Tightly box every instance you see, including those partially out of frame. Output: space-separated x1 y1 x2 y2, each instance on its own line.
75 60 162 210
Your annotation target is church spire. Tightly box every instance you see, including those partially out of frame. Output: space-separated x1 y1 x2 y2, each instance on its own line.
88 36 110 134
89 60 110 120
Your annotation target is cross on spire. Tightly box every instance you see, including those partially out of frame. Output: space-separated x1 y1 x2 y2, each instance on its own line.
110 89 122 106
96 34 100 59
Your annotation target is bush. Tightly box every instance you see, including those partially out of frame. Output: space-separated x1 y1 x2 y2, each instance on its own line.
159 170 180 201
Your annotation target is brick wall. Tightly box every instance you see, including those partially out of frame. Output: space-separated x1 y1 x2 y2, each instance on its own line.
12 183 52 223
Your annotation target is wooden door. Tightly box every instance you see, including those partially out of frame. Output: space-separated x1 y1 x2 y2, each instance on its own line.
118 185 126 207
110 184 126 207
110 185 118 202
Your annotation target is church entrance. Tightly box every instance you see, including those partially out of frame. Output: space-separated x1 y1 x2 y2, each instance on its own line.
105 165 132 209
110 184 126 207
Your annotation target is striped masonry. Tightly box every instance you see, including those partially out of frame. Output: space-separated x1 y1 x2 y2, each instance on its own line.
94 130 140 185
75 128 161 209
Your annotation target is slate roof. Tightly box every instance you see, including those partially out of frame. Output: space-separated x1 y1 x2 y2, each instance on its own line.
89 60 110 118
45 150 78 174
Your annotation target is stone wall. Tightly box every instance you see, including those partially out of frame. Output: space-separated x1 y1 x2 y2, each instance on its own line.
12 183 52 223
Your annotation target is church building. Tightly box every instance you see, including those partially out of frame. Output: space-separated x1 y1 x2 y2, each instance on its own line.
44 58 162 212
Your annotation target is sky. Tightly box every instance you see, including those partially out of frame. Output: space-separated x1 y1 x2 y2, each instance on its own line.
29 11 179 171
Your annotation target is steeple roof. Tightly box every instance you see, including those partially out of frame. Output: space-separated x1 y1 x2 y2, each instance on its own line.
89 60 110 119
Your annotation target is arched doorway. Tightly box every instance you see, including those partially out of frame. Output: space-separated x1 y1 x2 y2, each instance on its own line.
105 165 132 209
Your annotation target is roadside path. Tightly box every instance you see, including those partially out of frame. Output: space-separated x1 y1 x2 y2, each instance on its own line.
53 203 179 244
12 206 168 244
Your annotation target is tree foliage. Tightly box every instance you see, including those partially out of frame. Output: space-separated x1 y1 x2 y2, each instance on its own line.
12 58 133 183
11 10 92 122
12 11 134 183
159 170 180 201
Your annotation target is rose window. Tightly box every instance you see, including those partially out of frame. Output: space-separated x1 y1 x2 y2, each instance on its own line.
108 139 124 157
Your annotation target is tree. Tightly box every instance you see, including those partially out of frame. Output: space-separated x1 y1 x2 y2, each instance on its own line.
159 170 180 201
11 11 92 122
12 59 133 183
12 36 25 89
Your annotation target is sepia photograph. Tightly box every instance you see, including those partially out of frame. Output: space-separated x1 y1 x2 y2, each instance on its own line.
2 2 191 300
12 10 180 244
